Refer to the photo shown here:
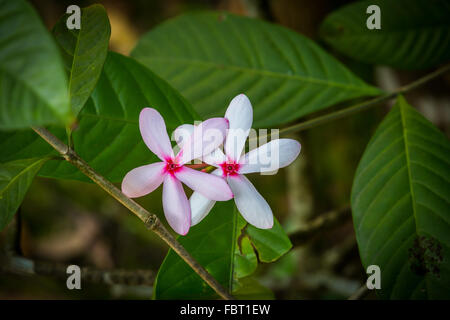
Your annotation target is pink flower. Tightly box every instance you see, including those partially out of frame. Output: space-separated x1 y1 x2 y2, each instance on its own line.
121 108 233 235
175 94 301 229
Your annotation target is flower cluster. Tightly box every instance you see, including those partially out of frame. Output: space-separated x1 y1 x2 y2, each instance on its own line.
122 94 301 235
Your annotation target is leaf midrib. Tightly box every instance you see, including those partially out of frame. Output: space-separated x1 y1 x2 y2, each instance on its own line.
141 57 378 92
0 159 46 195
229 207 238 294
67 14 83 109
398 102 429 297
399 104 418 235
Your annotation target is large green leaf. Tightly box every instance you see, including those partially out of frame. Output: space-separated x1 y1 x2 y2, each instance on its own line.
351 96 450 299
0 0 71 129
154 201 291 299
320 0 450 70
0 52 198 183
53 4 111 116
0 158 48 231
131 11 381 128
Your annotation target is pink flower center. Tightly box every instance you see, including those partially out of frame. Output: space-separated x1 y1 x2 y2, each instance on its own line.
165 159 181 175
220 161 240 176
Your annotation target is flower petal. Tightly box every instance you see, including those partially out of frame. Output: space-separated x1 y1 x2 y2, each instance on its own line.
224 94 253 161
139 108 174 161
178 117 228 164
190 191 216 226
162 174 191 235
227 174 273 229
173 124 195 149
239 139 301 174
190 169 222 225
121 162 166 198
175 166 233 201
202 148 227 167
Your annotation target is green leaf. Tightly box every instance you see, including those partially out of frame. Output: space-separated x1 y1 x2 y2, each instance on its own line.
131 11 381 128
154 201 291 299
0 158 48 231
0 52 199 183
234 214 257 279
320 0 450 70
53 4 111 116
351 96 450 299
232 277 274 300
0 0 71 129
246 216 293 263
234 235 258 279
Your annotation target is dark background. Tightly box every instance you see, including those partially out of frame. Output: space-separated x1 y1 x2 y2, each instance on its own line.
0 0 449 299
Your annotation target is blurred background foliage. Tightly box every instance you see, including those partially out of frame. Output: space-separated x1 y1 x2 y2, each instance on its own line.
0 0 449 299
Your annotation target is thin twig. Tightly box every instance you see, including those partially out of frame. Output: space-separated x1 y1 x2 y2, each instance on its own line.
31 126 233 300
185 163 209 169
288 207 351 247
348 284 370 300
0 255 155 286
253 64 450 140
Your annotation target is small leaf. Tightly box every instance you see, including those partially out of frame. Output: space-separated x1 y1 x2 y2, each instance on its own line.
234 235 258 279
131 11 381 127
0 0 71 129
0 158 48 231
320 0 450 70
53 4 111 116
351 96 450 299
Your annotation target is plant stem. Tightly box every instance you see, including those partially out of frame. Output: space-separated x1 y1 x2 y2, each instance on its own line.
348 284 370 300
0 255 155 286
31 126 234 300
288 206 351 247
280 63 450 136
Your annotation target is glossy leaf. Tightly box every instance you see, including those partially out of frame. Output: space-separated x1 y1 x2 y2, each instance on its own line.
53 4 111 116
0 158 48 231
234 236 258 279
351 96 450 299
234 214 257 279
131 11 381 127
320 0 450 70
0 0 71 129
154 201 291 299
246 216 293 263
0 52 199 183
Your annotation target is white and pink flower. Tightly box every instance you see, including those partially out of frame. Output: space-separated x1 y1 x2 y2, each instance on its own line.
175 94 301 229
121 108 233 235
122 94 301 235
